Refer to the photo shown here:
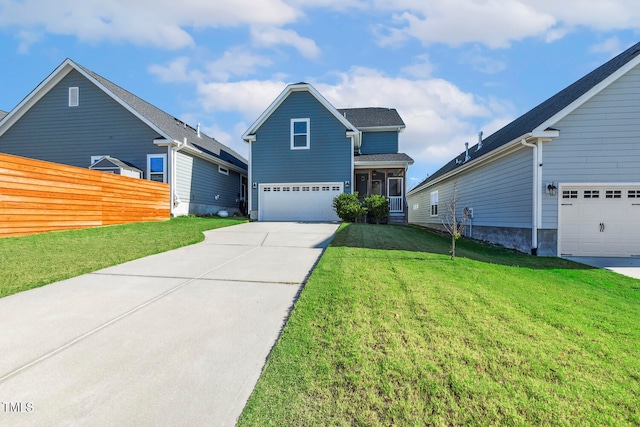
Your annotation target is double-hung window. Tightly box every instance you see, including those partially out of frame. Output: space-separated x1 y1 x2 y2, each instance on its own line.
290 118 310 150
430 191 438 216
147 154 167 183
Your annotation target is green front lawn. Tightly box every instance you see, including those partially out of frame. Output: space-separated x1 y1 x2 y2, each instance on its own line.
239 224 640 426
0 217 246 298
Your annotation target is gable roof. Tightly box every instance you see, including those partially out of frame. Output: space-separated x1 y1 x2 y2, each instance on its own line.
410 41 640 194
0 59 247 171
337 108 405 130
89 155 143 173
242 82 358 141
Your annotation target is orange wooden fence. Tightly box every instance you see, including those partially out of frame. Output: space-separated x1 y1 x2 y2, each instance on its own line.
0 153 170 237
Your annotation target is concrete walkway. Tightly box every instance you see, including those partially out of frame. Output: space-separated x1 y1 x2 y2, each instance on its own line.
565 256 640 280
0 222 339 426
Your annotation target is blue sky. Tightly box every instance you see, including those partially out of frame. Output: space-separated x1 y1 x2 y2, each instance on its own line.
1 0 638 186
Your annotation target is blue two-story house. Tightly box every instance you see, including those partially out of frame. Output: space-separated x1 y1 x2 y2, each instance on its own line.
242 83 414 222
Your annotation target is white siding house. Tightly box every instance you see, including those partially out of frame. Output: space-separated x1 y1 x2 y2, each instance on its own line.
408 42 640 257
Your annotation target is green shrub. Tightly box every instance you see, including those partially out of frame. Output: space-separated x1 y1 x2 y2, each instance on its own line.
332 192 367 222
364 195 389 224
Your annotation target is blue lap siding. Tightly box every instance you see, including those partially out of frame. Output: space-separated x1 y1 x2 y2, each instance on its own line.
250 91 352 209
360 131 398 154
0 70 165 173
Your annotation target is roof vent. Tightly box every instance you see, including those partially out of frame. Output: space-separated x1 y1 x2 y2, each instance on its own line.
197 123 201 138
464 142 471 162
476 131 483 151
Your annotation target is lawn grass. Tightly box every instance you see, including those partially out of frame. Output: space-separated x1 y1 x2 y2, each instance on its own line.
0 216 246 298
238 224 640 426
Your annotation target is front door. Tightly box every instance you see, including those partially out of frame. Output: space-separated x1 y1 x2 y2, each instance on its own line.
356 172 368 201
372 179 382 196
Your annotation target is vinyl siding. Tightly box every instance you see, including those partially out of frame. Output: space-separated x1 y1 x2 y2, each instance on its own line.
408 147 533 228
360 131 398 154
251 90 352 207
0 70 165 173
541 63 640 227
176 151 240 209
176 151 194 201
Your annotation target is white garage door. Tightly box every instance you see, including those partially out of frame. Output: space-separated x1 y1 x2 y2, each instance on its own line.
559 184 640 257
259 183 343 221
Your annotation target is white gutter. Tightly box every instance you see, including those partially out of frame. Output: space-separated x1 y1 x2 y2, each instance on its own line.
520 138 540 254
248 139 253 214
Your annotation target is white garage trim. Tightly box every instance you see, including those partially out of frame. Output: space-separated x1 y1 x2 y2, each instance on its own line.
258 182 343 222
558 182 640 257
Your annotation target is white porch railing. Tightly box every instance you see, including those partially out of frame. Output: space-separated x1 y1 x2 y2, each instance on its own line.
389 196 403 212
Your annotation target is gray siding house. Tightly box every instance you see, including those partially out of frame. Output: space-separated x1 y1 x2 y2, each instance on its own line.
242 83 413 222
408 42 640 258
0 59 248 217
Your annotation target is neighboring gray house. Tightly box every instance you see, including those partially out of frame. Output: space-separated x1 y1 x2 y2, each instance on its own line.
242 83 413 222
0 58 248 217
0 110 7 121
408 42 640 258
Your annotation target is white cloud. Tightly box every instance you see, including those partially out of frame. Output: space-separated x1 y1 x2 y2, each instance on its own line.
376 0 556 49
148 57 197 83
460 48 507 74
400 54 435 78
0 0 299 50
251 27 321 59
374 0 640 49
195 79 287 120
590 36 623 57
205 48 274 81
149 48 273 84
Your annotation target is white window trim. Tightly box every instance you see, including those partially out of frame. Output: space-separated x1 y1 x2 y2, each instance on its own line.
147 154 167 183
69 87 79 107
290 118 310 150
218 165 229 175
430 190 439 217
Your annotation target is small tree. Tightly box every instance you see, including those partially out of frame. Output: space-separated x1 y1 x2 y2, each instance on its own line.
364 195 389 224
442 182 470 260
332 192 367 222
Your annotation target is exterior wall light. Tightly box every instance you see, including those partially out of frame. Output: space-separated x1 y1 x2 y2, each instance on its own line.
547 183 557 196
252 182 257 189
345 180 350 188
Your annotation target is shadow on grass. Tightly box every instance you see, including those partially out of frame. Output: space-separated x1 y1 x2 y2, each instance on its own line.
330 223 595 271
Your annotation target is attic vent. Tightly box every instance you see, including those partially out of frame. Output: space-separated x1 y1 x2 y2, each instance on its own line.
69 87 79 107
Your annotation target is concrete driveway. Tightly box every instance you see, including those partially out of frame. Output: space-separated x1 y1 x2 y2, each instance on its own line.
565 256 640 280
0 221 339 426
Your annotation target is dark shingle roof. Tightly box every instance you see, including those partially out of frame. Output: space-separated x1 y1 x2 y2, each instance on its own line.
354 153 414 163
337 108 405 128
0 110 7 121
414 41 640 190
75 62 247 169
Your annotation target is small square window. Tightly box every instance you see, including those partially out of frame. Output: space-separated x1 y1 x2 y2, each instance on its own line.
563 190 578 199
291 119 310 150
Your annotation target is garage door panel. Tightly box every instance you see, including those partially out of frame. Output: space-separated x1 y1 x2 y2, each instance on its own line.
260 183 342 222
559 184 640 257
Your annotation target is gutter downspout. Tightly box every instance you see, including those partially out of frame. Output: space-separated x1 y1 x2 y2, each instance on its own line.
170 138 187 216
520 139 539 255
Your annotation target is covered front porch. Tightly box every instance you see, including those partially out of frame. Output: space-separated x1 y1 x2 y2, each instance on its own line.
353 154 414 224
